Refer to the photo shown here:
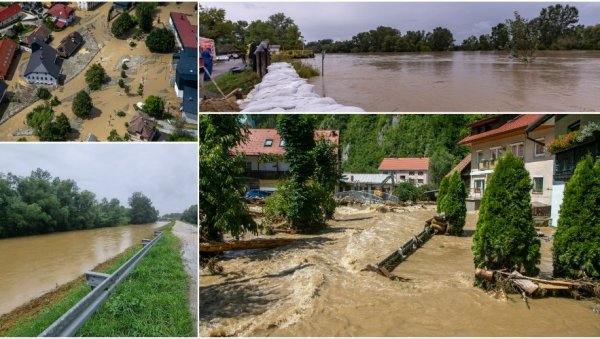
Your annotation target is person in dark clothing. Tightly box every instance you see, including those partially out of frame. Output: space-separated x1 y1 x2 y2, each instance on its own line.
201 48 213 81
249 41 258 72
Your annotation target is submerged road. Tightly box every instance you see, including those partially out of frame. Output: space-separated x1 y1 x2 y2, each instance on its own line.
172 221 198 335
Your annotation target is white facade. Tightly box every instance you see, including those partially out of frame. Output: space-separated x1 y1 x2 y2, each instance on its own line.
25 72 58 85
76 2 102 10
244 155 290 173
378 169 429 186
467 127 555 207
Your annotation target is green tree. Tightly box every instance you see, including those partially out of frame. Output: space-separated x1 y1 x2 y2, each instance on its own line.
111 12 136 38
534 4 579 49
180 204 198 225
472 152 540 277
128 192 159 224
143 95 164 118
107 129 123 141
145 28 175 53
85 63 106 91
394 181 420 202
136 2 155 32
552 155 600 278
199 114 257 241
72 91 93 118
437 175 450 213
36 88 51 100
429 26 454 51
491 23 510 50
137 83 144 96
506 12 539 62
26 105 70 141
441 171 467 236
429 148 455 186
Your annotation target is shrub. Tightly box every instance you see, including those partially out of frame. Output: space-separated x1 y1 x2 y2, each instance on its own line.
49 96 61 107
26 105 70 141
129 41 137 47
118 79 125 88
111 12 136 38
36 88 51 100
72 91 93 118
441 171 467 236
394 181 419 202
121 63 129 70
472 152 540 277
124 85 130 95
107 129 123 141
116 111 126 117
552 155 600 278
137 83 144 96
136 2 154 32
121 70 127 79
145 28 175 53
85 63 106 91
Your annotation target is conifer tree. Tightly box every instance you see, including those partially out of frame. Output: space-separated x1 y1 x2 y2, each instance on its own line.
472 152 540 276
552 155 600 278
437 176 450 213
442 171 467 236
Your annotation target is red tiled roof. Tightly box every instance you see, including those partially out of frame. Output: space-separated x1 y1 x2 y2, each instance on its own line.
47 4 74 20
232 128 339 156
23 26 51 46
378 158 430 171
459 114 544 145
0 4 20 23
0 39 16 78
170 12 197 49
447 154 471 177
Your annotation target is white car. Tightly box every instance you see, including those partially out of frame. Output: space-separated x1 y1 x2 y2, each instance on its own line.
215 55 230 61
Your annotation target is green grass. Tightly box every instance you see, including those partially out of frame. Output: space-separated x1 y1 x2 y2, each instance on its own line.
204 69 260 96
271 55 320 79
3 246 142 337
77 226 193 337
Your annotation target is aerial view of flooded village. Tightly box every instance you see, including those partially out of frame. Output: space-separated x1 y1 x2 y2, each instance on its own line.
200 2 600 112
0 1 198 141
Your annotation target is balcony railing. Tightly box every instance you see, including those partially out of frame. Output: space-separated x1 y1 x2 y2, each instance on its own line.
478 159 497 171
554 138 600 181
244 170 289 180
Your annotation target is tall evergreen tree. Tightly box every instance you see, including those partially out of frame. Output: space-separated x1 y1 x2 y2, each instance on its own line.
472 152 540 276
437 175 450 213
442 171 467 236
552 155 600 278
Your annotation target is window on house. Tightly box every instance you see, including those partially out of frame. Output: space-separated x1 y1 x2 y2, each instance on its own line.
409 178 416 184
510 143 524 158
477 150 483 164
532 177 544 193
568 121 580 132
409 171 415 175
535 139 545 157
400 175 406 180
245 162 252 172
418 171 423 175
474 179 485 194
264 139 273 147
279 139 285 146
418 179 424 184
490 147 502 160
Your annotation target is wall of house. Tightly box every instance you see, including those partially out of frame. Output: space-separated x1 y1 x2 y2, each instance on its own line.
378 169 429 186
555 115 600 135
245 155 289 172
25 72 57 85
468 127 554 205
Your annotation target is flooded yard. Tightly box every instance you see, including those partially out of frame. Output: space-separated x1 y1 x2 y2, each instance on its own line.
200 206 600 336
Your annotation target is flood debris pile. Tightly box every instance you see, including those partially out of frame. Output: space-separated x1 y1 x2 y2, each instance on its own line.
238 63 364 112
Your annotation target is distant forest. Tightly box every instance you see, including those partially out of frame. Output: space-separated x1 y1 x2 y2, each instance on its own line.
251 114 484 186
305 4 600 53
161 204 198 225
0 169 159 239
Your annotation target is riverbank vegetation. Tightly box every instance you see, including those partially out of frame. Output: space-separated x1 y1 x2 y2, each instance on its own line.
0 169 159 238
204 69 260 96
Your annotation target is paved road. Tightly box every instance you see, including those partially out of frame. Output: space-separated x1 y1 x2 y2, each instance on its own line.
172 221 198 335
208 59 244 78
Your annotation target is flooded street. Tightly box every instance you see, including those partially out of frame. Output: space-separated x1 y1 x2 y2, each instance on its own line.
200 206 600 336
304 51 600 112
0 222 164 316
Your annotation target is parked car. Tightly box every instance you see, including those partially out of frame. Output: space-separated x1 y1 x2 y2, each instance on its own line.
215 55 229 61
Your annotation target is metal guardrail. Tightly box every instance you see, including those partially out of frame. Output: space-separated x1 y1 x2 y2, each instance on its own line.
39 231 164 337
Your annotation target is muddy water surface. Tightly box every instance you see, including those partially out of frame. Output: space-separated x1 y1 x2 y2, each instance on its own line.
200 207 600 336
304 51 600 112
0 222 164 316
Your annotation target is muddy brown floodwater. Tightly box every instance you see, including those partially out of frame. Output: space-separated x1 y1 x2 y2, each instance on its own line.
200 206 600 336
0 222 164 316
304 51 600 112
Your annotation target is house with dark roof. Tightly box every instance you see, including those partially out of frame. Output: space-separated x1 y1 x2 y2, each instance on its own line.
231 128 339 184
378 158 431 186
127 115 157 141
174 47 197 123
458 114 555 211
0 4 21 29
47 3 75 28
57 32 83 58
169 12 197 50
24 41 61 85
0 39 17 80
22 26 51 50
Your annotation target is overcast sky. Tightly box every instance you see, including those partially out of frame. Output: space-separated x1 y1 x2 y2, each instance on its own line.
0 144 197 215
202 2 600 42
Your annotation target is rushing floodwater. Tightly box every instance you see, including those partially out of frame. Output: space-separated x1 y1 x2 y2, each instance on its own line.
0 222 164 316
304 51 600 112
200 207 600 336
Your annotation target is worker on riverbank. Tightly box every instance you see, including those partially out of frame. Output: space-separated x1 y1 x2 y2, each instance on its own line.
254 39 270 76
249 41 258 72
201 47 214 82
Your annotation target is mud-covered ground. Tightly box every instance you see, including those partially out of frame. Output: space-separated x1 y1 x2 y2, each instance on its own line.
200 206 600 336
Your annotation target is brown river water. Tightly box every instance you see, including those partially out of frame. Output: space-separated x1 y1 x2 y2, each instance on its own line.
0 222 164 316
304 51 600 112
200 206 600 336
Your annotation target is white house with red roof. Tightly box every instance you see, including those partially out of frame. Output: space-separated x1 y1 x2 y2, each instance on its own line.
458 114 555 211
378 157 431 186
0 4 21 28
47 4 75 28
232 128 339 181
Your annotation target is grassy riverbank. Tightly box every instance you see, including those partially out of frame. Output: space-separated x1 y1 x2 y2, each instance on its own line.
204 69 260 96
1 221 193 337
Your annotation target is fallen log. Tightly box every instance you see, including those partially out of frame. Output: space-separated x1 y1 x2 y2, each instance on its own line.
200 238 295 253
